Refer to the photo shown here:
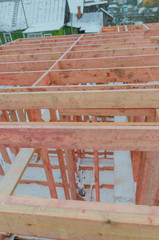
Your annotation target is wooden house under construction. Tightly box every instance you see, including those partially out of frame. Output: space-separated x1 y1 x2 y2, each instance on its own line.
0 22 159 239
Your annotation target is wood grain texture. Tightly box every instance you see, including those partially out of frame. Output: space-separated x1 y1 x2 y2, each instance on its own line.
0 148 35 195
0 122 159 151
0 196 158 239
1 89 159 110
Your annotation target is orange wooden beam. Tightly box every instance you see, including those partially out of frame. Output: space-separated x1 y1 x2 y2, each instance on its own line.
1 122 159 151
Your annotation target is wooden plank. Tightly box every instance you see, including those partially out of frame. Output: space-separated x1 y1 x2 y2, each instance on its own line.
1 122 159 151
57 149 70 200
58 108 154 117
114 116 135 204
0 147 11 164
59 55 159 69
0 148 35 195
41 148 58 199
65 149 76 200
131 151 142 182
47 67 159 85
27 109 42 122
1 89 159 110
0 66 158 86
0 196 159 239
49 109 70 200
94 150 100 202
1 83 159 93
0 52 63 63
0 165 4 176
17 110 26 122
136 151 159 206
66 47 159 59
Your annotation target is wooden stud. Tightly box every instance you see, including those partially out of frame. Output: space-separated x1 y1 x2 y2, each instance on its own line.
41 148 58 199
65 149 76 200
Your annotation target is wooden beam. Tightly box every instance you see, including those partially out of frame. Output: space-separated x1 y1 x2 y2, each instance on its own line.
48 67 158 85
0 52 63 63
0 61 55 72
0 72 44 87
72 41 155 51
58 108 155 117
65 149 76 200
66 47 159 59
0 148 35 195
0 196 159 239
1 89 159 110
94 150 100 202
59 55 159 69
0 147 11 164
41 148 58 199
136 151 159 206
1 83 159 93
57 149 70 200
1 122 159 151
0 46 68 55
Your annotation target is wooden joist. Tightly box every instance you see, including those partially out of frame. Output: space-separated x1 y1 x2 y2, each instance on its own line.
0 196 159 240
0 122 159 151
1 89 159 110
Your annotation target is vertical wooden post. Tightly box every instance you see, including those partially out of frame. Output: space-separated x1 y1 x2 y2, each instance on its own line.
136 151 159 206
49 109 58 122
94 149 100 202
9 110 18 122
27 109 42 162
57 149 70 200
0 165 4 176
49 109 70 200
65 149 76 200
27 109 42 122
6 110 19 154
92 115 100 202
17 110 26 122
0 148 11 164
131 151 142 182
41 148 58 199
136 112 158 206
130 116 145 182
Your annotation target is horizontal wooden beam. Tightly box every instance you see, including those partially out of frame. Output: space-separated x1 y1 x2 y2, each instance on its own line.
0 122 159 151
0 83 158 93
0 72 44 86
77 37 150 46
65 47 159 59
0 52 63 63
0 42 155 56
0 196 159 239
58 108 155 117
0 65 158 86
47 67 158 85
1 41 74 50
0 46 68 55
1 89 159 110
72 41 155 52
59 55 159 70
0 61 55 72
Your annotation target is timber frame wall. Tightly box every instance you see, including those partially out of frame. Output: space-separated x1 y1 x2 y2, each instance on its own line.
0 23 159 239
